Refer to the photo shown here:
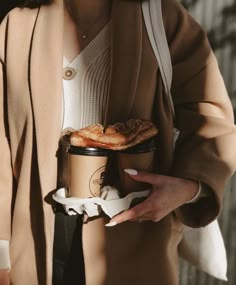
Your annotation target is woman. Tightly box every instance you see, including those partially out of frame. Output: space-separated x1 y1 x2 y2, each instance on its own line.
0 0 236 284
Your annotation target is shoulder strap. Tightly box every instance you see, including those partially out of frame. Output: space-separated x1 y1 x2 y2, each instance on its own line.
142 0 175 118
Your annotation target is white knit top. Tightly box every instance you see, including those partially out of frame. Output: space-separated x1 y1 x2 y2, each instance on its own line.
58 23 111 187
62 23 111 130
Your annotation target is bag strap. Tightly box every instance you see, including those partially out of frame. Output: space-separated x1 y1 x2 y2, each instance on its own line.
141 0 175 118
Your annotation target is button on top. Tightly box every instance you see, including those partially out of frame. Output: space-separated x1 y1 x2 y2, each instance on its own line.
63 67 76 80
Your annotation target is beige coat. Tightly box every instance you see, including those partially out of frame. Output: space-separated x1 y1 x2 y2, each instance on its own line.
1 0 236 284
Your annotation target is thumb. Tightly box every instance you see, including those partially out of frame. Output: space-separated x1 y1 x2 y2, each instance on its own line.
124 169 161 184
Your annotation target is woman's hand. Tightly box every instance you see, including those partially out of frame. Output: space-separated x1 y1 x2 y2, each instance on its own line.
106 169 199 226
0 270 10 285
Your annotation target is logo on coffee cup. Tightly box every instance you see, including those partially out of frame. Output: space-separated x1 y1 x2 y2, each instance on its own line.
89 166 106 196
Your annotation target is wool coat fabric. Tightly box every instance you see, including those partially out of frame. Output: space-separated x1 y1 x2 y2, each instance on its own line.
0 0 236 284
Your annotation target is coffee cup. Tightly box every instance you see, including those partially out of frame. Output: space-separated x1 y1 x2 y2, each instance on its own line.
68 145 109 198
117 138 157 196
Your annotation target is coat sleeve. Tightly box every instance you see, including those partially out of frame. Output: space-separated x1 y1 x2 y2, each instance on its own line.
162 0 236 227
0 16 13 240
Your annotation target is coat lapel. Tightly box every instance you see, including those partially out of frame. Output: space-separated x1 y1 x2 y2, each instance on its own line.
104 0 143 125
29 0 143 191
30 0 64 192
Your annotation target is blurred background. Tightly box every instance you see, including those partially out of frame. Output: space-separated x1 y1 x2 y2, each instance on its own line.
1 0 236 284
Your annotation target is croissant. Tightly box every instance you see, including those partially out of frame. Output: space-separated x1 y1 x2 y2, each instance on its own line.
69 119 158 150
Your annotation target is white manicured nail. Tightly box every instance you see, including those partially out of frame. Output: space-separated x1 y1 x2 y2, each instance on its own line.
124 169 138 175
105 221 117 227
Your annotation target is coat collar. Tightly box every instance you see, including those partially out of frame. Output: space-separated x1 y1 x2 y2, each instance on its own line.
29 0 143 190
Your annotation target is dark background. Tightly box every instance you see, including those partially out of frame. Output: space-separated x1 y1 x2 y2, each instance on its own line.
0 0 21 21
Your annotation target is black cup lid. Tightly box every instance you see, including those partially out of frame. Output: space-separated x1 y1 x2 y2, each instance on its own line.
119 137 157 154
68 145 109 156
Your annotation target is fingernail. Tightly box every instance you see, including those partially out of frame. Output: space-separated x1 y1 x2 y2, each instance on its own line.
105 221 117 227
124 169 138 175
